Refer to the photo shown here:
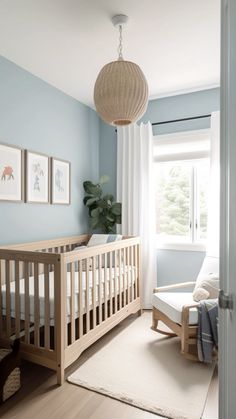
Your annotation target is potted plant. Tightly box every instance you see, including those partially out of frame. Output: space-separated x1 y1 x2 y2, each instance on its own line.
83 175 121 233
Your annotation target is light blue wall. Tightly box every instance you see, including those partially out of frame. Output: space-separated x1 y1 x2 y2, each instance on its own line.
143 88 220 135
99 122 117 195
156 249 205 287
0 56 100 245
99 88 220 285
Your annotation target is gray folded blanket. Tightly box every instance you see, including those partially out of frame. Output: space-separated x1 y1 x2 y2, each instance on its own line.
197 299 218 363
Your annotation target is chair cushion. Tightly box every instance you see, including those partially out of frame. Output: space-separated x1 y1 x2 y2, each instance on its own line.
193 274 219 302
197 256 219 278
193 256 219 302
152 292 198 325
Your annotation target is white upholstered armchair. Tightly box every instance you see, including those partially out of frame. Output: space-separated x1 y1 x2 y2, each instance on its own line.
151 256 219 360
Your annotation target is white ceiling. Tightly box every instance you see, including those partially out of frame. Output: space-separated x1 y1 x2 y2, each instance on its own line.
0 0 220 108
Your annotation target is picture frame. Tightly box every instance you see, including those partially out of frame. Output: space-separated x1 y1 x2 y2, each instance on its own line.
51 158 71 205
0 143 24 202
25 150 50 204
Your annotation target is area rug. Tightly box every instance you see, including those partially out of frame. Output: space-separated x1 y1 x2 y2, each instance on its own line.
68 312 215 419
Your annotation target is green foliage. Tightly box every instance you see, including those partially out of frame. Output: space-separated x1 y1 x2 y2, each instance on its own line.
156 163 208 239
83 176 122 234
157 165 190 236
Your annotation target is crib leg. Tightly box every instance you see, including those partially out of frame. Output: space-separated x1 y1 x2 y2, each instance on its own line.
57 365 64 386
138 309 143 317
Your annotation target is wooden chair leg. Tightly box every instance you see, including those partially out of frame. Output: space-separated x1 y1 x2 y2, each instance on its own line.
181 333 186 354
181 308 191 357
152 317 158 331
151 308 177 336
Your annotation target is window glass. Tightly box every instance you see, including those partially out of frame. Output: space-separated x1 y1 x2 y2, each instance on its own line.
155 162 191 242
196 160 210 241
154 159 210 245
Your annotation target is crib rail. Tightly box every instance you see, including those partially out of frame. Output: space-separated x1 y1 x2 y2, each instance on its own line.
1 234 90 253
61 237 141 365
0 249 62 371
0 235 141 383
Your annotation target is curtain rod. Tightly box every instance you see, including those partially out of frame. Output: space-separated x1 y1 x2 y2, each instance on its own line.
114 114 211 132
152 114 211 127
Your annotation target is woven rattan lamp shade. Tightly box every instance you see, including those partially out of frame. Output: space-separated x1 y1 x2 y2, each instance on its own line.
94 59 149 126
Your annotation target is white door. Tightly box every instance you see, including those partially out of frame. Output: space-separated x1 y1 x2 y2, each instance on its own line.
219 0 236 418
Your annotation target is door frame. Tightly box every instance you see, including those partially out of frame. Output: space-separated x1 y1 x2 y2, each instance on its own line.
219 0 236 417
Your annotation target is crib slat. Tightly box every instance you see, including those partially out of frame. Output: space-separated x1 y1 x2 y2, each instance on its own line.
118 249 122 310
0 261 2 334
104 253 108 320
44 264 50 350
15 261 20 339
34 262 40 347
127 247 130 304
131 246 134 302
98 254 102 324
114 251 117 313
62 263 68 348
6 260 11 337
24 261 30 344
138 244 141 298
123 248 127 306
86 258 90 333
134 245 138 300
92 256 96 328
79 260 83 338
109 252 113 316
71 262 75 344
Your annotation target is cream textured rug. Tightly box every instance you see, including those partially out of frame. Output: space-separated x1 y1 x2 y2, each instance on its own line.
68 312 215 419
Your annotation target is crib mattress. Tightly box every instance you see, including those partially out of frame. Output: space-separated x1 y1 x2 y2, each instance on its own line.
1 266 136 325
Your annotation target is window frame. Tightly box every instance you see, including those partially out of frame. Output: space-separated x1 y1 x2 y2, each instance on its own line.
153 129 210 252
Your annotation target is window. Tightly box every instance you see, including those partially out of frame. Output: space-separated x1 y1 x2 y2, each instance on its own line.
154 130 210 250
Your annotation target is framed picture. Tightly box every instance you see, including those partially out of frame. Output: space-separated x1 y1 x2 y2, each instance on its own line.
51 158 71 205
0 143 23 202
26 150 50 203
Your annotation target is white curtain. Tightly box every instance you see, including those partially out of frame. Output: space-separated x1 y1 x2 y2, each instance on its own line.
117 122 156 308
207 111 220 257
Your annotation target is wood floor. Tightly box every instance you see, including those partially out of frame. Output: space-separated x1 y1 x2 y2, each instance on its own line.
0 314 218 419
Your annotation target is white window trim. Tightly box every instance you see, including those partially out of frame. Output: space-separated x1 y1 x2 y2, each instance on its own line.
154 150 209 163
153 128 210 146
154 129 210 252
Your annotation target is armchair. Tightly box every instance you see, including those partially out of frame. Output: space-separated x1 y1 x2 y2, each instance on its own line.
151 256 219 360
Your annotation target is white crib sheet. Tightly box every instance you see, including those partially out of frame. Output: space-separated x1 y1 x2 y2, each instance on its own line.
1 266 136 325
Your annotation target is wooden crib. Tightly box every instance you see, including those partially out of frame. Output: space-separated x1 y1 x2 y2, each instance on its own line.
0 235 141 384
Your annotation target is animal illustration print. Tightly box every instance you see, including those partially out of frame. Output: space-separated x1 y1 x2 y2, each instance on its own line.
1 166 14 181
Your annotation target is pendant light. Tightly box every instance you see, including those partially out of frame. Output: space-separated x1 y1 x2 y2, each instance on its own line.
94 14 149 126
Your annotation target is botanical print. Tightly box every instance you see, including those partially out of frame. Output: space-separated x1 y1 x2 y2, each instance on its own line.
32 162 44 192
55 168 64 192
0 144 22 201
26 151 49 203
52 159 70 204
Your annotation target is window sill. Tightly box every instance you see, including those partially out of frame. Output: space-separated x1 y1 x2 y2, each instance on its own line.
156 242 206 252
